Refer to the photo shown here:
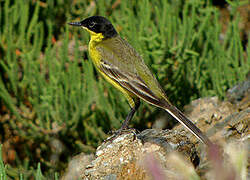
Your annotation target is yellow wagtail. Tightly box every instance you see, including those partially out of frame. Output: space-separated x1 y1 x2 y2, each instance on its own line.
69 16 212 146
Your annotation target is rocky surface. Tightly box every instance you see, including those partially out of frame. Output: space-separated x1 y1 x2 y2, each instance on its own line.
85 129 201 179
62 129 202 180
62 79 249 180
175 96 249 144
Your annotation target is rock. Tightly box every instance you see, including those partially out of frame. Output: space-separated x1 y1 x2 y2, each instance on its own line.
226 76 250 104
206 108 249 141
61 153 94 180
81 129 199 180
176 95 249 144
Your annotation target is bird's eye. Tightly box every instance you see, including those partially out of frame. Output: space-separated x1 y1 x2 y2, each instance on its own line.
89 21 95 28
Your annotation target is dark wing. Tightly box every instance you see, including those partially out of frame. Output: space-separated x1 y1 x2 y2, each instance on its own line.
99 59 162 104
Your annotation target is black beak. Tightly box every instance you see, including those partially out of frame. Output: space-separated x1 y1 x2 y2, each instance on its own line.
68 21 82 26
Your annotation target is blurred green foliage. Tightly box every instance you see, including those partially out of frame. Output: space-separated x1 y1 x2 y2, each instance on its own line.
1 144 53 180
0 0 249 178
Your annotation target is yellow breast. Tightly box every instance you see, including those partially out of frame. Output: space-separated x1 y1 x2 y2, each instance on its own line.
87 30 105 68
89 43 101 68
87 33 136 107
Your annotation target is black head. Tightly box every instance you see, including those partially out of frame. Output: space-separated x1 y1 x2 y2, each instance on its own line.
68 16 118 39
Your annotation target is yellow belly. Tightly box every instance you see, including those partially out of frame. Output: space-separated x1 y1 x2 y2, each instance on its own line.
88 41 136 108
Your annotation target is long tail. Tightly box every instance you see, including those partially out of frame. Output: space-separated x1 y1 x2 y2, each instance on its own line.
164 104 213 146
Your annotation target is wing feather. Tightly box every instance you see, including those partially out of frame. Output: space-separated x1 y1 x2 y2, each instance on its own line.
96 36 169 107
100 60 162 105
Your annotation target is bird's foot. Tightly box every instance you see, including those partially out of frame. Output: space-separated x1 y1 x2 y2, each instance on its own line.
105 128 139 142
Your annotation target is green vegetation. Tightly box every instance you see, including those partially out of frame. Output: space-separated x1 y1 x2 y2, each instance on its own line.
0 0 249 178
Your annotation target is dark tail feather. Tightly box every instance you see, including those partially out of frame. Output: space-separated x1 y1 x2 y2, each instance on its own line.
164 104 213 146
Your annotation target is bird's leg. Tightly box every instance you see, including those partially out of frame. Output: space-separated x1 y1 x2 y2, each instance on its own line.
120 99 140 130
105 99 140 142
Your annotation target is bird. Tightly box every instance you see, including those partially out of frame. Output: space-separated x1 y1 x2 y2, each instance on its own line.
68 16 212 146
